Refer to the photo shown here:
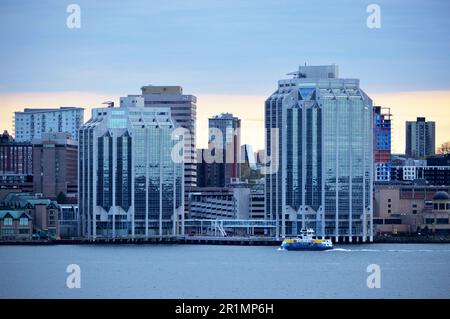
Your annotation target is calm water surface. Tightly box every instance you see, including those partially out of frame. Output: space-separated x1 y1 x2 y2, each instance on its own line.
0 244 449 298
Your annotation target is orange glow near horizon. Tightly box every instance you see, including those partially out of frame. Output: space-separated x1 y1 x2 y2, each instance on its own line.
1 90 449 154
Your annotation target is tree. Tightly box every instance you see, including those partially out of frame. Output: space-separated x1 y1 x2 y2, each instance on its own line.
437 141 450 155
56 192 68 204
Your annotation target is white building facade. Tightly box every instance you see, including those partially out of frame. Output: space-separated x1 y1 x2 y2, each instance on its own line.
14 107 84 142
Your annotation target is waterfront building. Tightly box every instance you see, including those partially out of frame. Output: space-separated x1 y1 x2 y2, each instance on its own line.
58 204 79 238
373 106 392 181
374 182 450 235
405 117 435 159
24 201 59 239
32 132 78 198
265 65 373 242
188 179 267 236
424 191 450 234
14 107 84 142
78 103 184 239
0 210 32 241
1 192 59 238
0 131 33 191
189 179 251 220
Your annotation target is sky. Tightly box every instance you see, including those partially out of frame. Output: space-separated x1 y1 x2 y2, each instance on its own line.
0 0 449 152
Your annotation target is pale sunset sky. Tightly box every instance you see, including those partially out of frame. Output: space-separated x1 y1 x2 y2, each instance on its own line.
0 0 449 153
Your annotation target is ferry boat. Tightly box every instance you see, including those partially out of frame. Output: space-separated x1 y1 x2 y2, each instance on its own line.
281 229 333 251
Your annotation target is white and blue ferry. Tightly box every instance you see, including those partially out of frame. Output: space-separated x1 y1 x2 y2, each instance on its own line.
281 229 333 251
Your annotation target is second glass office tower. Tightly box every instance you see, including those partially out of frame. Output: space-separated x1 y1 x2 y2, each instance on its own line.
265 65 373 242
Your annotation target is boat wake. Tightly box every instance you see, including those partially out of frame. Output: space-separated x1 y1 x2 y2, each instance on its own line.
328 248 352 252
327 248 450 253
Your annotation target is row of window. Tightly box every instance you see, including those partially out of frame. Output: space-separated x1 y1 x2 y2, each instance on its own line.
425 218 449 225
434 203 450 210
2 217 29 226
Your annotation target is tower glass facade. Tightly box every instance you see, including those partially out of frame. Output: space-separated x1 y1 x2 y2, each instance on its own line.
140 86 197 189
265 65 373 242
78 105 184 239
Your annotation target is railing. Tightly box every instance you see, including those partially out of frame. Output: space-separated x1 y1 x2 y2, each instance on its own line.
184 219 277 228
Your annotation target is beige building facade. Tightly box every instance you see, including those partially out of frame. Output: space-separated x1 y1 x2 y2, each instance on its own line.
374 183 450 234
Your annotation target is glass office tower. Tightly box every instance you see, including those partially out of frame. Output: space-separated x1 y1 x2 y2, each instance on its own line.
208 113 241 187
79 103 184 239
265 65 373 242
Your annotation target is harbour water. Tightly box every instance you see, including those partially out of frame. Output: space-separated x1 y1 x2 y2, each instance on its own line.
0 244 449 298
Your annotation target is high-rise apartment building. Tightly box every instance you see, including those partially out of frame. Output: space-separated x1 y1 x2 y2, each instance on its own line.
32 132 78 198
78 104 184 239
265 65 373 242
373 106 392 181
406 117 435 159
140 86 197 188
14 107 84 142
207 113 241 187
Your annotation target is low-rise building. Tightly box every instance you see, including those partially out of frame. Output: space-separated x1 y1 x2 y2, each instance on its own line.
374 182 450 235
58 204 79 238
0 210 32 240
24 201 59 239
188 179 267 236
1 192 59 238
189 182 250 220
422 191 450 234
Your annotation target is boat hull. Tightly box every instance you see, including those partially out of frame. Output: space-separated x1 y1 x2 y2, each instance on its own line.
281 243 333 251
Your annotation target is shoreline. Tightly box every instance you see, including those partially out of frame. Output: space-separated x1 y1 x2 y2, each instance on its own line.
1 235 450 246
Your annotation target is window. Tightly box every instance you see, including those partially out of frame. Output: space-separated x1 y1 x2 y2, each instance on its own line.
385 218 401 225
3 218 13 226
19 218 28 226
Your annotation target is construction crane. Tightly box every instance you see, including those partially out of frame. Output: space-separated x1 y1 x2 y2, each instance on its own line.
102 101 115 108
